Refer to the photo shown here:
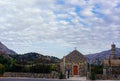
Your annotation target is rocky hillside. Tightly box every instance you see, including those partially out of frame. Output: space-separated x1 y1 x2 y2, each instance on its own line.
0 42 17 55
10 52 60 64
86 48 120 65
0 42 60 64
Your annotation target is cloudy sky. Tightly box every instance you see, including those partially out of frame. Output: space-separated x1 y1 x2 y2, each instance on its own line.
0 0 120 58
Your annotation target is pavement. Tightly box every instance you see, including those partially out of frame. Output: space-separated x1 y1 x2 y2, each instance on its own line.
67 77 86 80
0 77 86 81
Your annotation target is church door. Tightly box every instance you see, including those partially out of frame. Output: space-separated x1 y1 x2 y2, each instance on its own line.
73 65 78 75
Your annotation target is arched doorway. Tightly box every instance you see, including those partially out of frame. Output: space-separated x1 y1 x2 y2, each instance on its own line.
73 65 78 75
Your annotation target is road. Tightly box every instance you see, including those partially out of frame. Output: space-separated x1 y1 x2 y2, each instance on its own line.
0 77 116 81
0 77 78 81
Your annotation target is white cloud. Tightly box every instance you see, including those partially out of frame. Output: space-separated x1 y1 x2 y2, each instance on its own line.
0 0 120 57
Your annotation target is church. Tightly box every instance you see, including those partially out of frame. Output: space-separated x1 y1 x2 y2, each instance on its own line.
103 43 120 79
60 48 87 78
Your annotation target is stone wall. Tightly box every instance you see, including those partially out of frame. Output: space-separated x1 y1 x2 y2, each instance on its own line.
3 72 59 79
95 74 120 80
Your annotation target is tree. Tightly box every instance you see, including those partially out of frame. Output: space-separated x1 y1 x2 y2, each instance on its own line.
0 63 5 74
50 64 56 71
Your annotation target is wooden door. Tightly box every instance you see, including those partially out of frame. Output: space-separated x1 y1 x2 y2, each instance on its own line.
73 65 78 75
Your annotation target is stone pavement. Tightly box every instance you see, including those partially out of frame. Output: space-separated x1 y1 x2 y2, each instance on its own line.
67 77 86 80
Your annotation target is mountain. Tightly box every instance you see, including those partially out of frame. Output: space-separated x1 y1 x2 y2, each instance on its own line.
0 42 17 55
86 48 120 65
10 52 60 64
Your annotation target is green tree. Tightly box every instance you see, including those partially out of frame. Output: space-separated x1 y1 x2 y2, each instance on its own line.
0 63 5 74
50 64 56 71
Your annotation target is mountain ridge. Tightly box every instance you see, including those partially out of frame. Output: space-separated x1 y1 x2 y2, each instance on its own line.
0 42 17 55
86 48 120 64
10 52 60 64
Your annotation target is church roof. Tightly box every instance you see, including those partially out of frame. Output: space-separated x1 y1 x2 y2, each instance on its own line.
63 49 86 63
66 49 85 58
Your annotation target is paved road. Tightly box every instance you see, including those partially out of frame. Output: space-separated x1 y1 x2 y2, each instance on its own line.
0 77 78 81
0 77 116 81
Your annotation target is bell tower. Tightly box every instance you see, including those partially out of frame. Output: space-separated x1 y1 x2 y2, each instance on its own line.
110 43 116 59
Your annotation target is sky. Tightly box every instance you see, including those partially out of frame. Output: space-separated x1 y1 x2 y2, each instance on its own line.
0 0 120 58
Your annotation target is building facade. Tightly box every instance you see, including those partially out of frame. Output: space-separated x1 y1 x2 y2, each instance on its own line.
103 43 120 79
60 49 87 78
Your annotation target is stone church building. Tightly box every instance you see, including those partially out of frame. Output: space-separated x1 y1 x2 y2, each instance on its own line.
103 43 120 79
60 49 87 78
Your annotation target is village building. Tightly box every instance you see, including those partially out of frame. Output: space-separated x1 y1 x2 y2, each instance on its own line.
103 43 120 79
60 48 87 78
